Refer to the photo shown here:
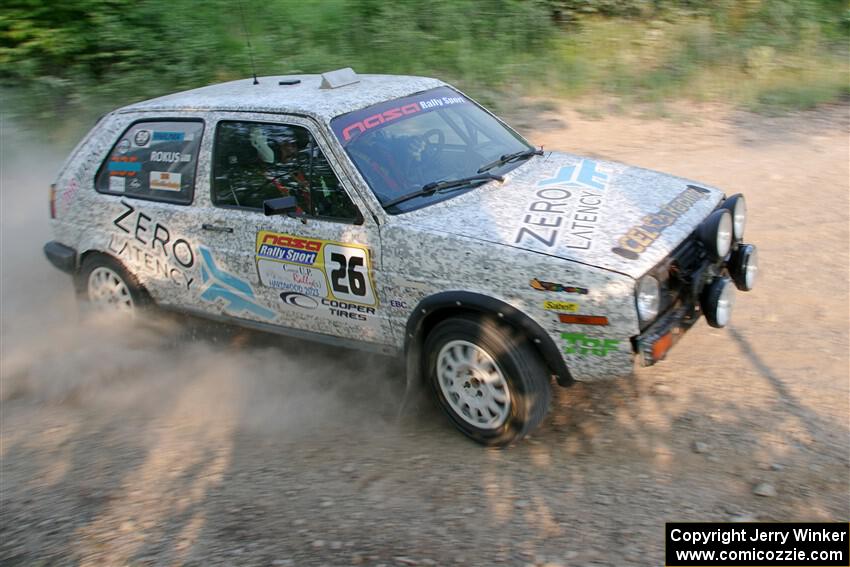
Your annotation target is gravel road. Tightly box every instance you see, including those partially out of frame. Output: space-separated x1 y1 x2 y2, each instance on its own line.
1 104 848 566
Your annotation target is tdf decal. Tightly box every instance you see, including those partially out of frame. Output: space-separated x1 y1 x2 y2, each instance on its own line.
561 333 619 357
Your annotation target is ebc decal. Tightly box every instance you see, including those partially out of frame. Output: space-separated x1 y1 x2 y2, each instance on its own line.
255 231 377 307
331 86 469 146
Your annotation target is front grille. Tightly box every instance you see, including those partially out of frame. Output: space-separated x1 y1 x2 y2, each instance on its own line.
646 232 706 326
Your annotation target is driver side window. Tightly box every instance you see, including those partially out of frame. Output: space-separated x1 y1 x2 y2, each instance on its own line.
212 121 360 222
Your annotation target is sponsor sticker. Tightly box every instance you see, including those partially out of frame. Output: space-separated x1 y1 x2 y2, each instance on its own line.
198 246 274 320
108 160 141 173
257 262 328 297
109 176 126 193
561 333 619 356
128 178 142 191
152 131 187 142
116 139 131 154
134 130 151 147
515 159 610 250
612 185 710 260
149 150 191 163
279 291 319 310
530 278 588 295
255 231 377 307
150 171 182 192
543 300 579 313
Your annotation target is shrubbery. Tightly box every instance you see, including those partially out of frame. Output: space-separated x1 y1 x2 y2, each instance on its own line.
1 0 847 133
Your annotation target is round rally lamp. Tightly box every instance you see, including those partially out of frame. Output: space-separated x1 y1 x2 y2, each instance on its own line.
636 275 660 324
698 209 733 261
730 244 758 291
702 276 736 328
720 194 747 241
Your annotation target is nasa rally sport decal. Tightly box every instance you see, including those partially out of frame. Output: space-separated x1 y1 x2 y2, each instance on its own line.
255 231 377 306
255 231 380 325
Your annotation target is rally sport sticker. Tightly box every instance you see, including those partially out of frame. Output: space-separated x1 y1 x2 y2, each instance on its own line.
255 231 377 307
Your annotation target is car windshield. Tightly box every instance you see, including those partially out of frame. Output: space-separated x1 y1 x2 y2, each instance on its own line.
330 86 533 213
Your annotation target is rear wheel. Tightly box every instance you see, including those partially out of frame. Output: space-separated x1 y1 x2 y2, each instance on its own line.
80 255 148 317
424 315 551 446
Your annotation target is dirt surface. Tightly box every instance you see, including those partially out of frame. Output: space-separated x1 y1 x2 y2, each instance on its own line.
1 104 848 567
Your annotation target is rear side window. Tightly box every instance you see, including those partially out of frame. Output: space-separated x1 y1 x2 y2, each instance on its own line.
95 120 204 205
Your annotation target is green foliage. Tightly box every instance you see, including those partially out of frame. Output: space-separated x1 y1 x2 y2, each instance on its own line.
1 0 848 134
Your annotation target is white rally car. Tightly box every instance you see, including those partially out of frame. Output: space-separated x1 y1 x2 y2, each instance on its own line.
45 68 758 445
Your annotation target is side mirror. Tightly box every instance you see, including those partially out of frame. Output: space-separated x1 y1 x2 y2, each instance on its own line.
263 196 298 217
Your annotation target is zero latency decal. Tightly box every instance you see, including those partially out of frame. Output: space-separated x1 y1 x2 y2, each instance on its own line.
255 232 378 307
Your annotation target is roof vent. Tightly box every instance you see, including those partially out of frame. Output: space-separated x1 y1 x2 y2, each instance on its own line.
319 68 359 89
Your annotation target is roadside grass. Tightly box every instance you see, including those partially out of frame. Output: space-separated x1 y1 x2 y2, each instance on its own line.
2 2 847 139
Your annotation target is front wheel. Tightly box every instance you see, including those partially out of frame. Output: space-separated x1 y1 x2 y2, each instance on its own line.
424 315 552 446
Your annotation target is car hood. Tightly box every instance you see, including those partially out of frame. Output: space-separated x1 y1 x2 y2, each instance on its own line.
397 152 725 279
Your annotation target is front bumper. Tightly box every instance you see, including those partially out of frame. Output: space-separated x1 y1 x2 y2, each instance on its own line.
633 236 757 366
44 241 77 274
633 301 701 365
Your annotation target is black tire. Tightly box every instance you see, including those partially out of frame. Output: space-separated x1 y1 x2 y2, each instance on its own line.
424 315 552 446
78 254 150 314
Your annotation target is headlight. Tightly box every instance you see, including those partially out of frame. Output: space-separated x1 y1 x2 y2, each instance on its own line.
721 194 747 241
698 209 733 260
702 276 736 328
730 243 758 291
635 275 660 324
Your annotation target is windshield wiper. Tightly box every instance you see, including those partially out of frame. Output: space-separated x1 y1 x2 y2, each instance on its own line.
477 147 544 174
383 173 504 209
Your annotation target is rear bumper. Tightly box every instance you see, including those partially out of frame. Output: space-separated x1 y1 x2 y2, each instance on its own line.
43 241 77 274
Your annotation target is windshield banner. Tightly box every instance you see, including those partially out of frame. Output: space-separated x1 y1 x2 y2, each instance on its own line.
331 86 468 146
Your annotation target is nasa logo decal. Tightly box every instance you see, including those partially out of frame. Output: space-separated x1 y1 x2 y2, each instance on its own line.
279 292 318 310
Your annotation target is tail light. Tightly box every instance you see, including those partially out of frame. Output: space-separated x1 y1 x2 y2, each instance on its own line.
49 184 57 219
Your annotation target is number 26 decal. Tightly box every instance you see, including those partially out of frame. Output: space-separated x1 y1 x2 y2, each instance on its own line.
324 244 376 305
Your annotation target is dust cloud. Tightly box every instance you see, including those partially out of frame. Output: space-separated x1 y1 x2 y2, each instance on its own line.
0 123 406 439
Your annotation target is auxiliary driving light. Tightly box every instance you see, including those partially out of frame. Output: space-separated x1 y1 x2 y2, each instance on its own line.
730 244 758 291
702 276 736 328
698 209 733 261
720 194 747 241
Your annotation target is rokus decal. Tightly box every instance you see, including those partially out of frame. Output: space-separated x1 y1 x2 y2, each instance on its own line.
530 278 588 295
109 200 195 290
255 231 377 307
198 247 274 320
543 300 579 313
613 185 710 260
515 159 611 250
561 333 619 356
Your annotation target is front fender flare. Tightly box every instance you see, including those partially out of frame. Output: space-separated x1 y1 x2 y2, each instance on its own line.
404 291 573 388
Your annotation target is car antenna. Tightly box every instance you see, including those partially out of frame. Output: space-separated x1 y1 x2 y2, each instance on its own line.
237 0 259 85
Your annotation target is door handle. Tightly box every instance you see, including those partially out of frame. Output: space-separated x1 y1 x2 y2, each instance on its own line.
201 223 233 233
